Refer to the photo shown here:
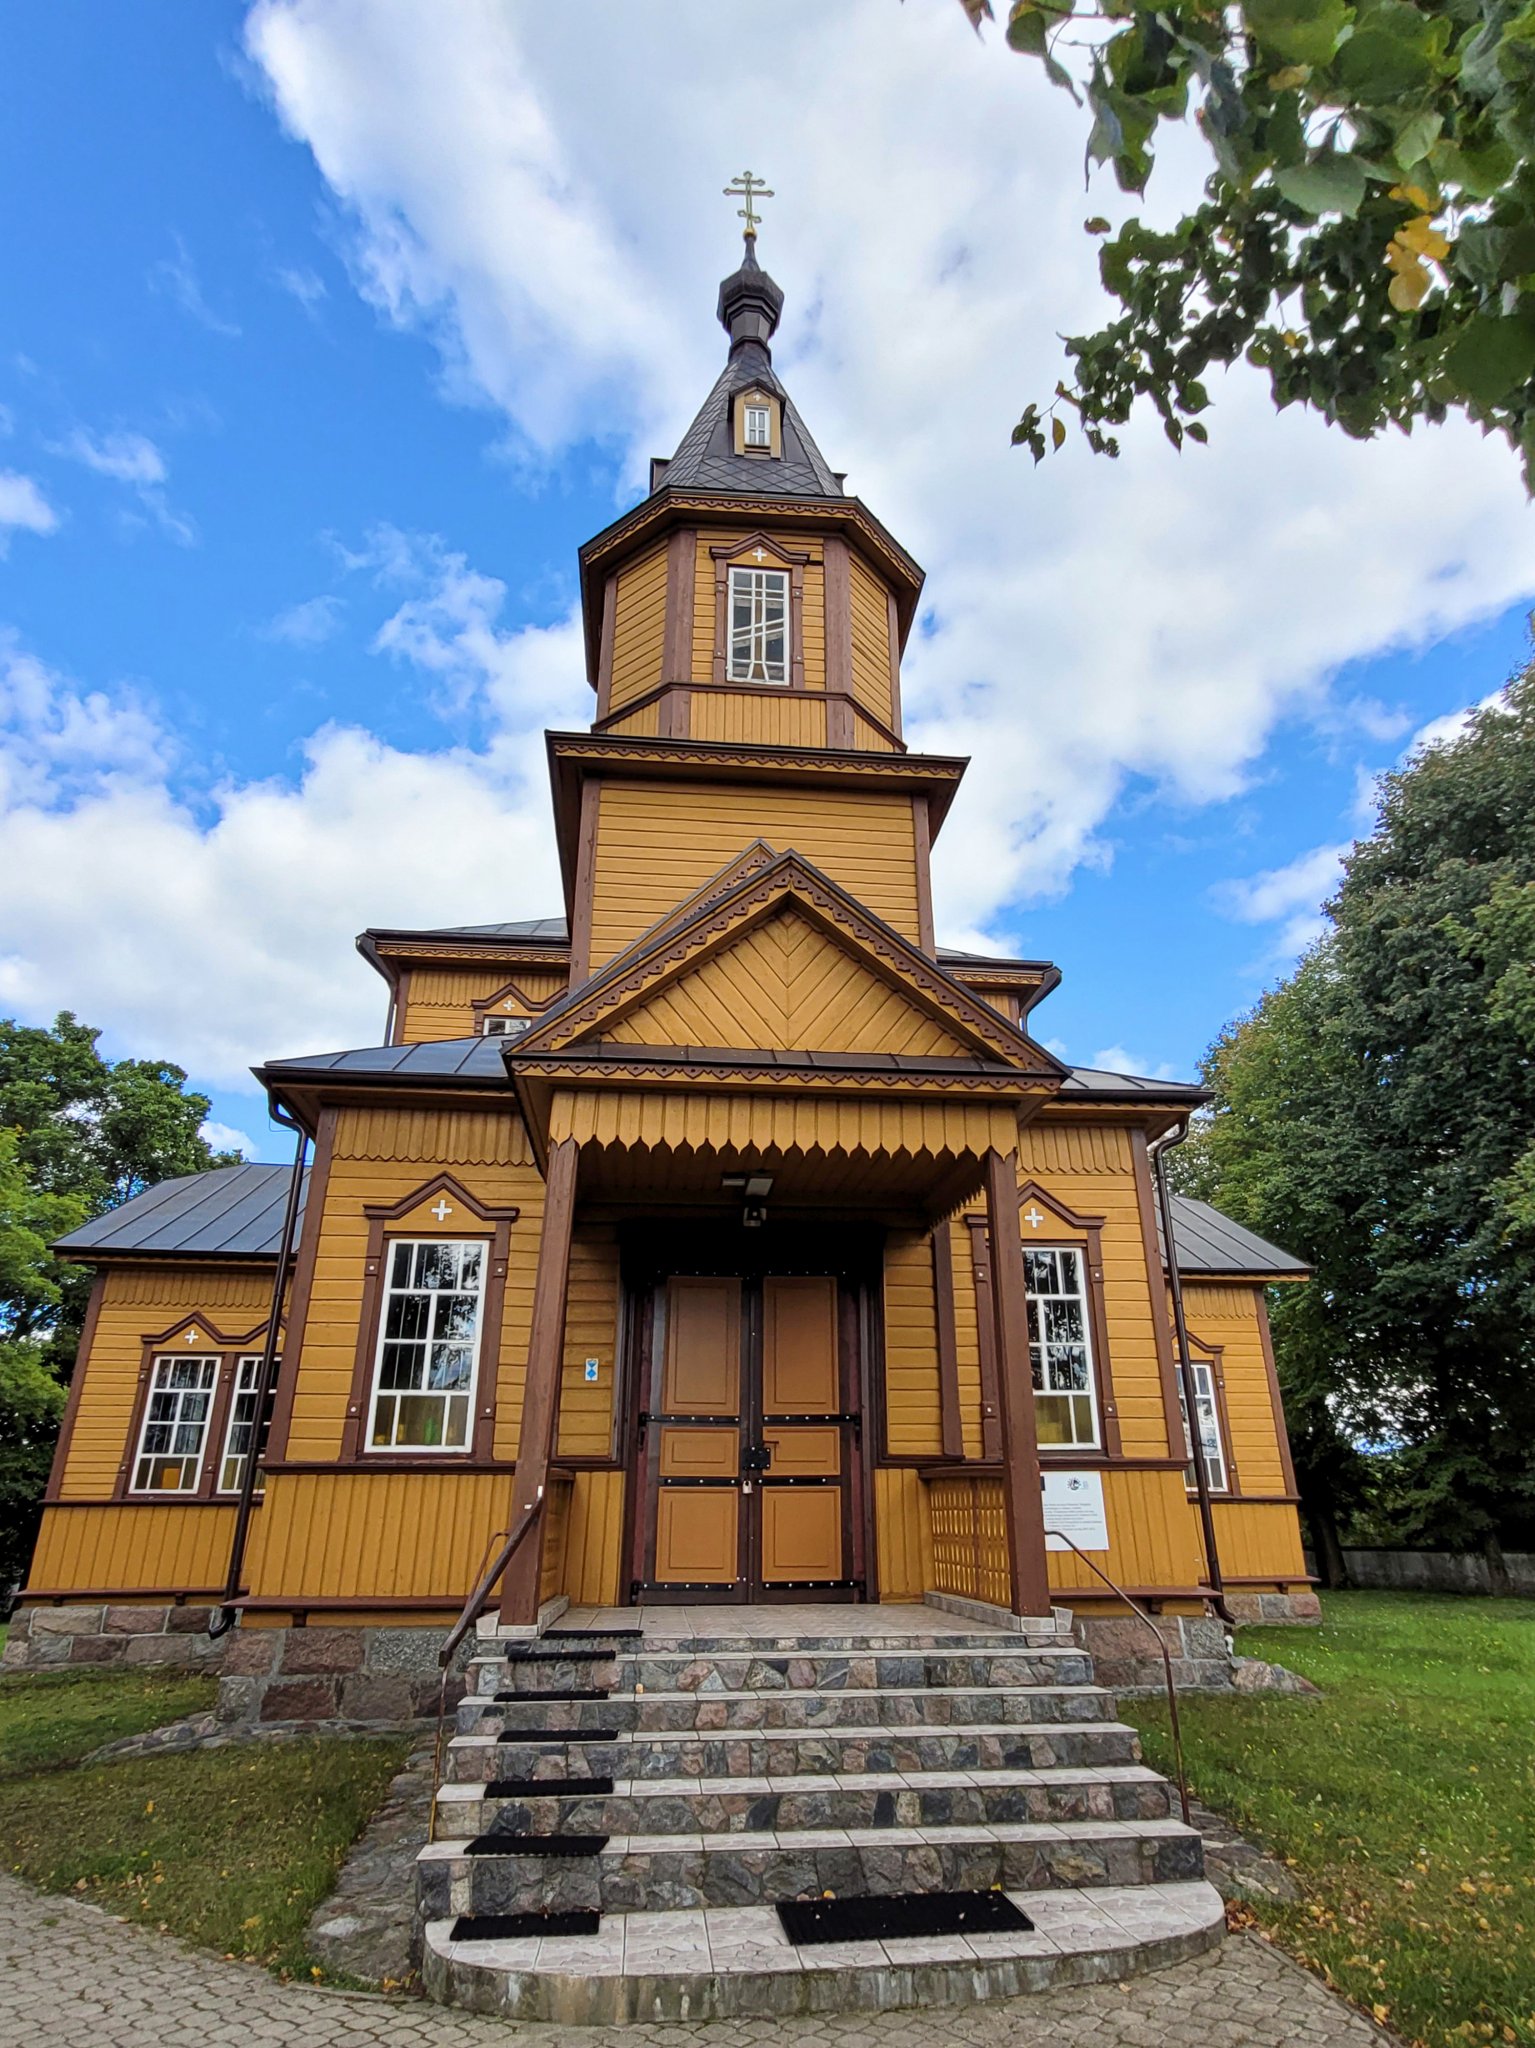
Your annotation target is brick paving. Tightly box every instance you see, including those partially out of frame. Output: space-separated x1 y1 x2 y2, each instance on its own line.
0 1871 1393 2048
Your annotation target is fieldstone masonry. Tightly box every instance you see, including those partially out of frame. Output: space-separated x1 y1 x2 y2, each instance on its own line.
1 1602 225 1673
217 1623 466 1727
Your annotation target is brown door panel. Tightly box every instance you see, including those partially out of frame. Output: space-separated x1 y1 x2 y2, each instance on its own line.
761 1275 839 1413
761 1486 843 1582
662 1276 742 1415
656 1489 740 1583
762 1424 841 1476
659 1425 740 1478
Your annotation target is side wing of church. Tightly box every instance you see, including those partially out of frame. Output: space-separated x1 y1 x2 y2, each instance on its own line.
15 236 1314 1688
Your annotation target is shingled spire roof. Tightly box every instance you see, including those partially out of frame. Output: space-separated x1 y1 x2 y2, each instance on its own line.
650 237 844 501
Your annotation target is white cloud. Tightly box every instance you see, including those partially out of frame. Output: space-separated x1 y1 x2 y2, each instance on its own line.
274 262 328 310
1215 841 1349 959
1408 687 1508 756
51 427 196 547
149 232 242 338
1089 1045 1183 1082
201 1120 259 1158
263 593 344 645
0 471 58 549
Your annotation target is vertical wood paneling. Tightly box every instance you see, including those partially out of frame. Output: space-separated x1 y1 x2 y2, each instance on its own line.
561 1469 626 1604
1180 1282 1290 1497
848 553 893 727
1211 1499 1308 1581
883 1234 943 1456
28 1503 236 1592
874 1466 929 1600
242 1470 514 1601
1043 1468 1206 1595
399 969 567 1043
688 693 827 748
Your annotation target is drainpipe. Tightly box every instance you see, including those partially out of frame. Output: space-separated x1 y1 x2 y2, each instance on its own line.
1150 1120 1235 1627
209 1108 309 1639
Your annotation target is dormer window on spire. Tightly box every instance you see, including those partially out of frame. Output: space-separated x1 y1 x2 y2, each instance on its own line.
733 387 781 457
744 403 770 448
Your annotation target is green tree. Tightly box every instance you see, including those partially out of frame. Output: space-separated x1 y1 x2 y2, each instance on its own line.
1177 663 1535 1577
959 0 1535 484
0 1013 234 1587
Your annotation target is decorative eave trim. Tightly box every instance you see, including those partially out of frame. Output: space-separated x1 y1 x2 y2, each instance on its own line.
512 1054 1049 1097
139 1312 274 1350
365 940 571 970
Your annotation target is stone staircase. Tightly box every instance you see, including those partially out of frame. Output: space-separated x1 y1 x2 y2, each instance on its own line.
417 1608 1223 2021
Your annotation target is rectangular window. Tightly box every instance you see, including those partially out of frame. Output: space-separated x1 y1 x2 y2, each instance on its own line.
727 565 789 684
368 1238 486 1452
132 1355 218 1493
481 1014 530 1038
1178 1358 1229 1492
1024 1246 1099 1448
218 1354 272 1494
744 403 771 448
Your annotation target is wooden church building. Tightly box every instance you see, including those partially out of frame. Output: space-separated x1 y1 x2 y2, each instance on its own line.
13 228 1316 1695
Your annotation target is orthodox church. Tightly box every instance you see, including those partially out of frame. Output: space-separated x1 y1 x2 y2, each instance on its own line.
12 207 1317 2016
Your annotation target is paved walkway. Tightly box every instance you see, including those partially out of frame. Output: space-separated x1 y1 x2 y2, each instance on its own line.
0 1872 1393 2048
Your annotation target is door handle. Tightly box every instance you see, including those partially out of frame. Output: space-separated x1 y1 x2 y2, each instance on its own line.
741 1443 773 1475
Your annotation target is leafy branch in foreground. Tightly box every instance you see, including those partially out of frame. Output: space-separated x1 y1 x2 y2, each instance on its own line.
959 0 1535 483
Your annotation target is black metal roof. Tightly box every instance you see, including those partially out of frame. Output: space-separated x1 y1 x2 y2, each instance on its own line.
363 917 569 947
653 242 843 503
53 1163 1302 1279
259 1037 509 1084
55 1162 308 1260
1060 1066 1207 1102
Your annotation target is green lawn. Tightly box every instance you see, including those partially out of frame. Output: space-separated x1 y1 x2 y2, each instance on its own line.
0 1662 408 1978
1124 1591 1535 2048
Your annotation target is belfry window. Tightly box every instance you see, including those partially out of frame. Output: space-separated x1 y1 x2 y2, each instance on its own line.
481 1014 530 1038
368 1239 486 1452
744 403 771 448
728 565 789 684
1024 1246 1100 1448
1178 1357 1229 1492
132 1355 218 1492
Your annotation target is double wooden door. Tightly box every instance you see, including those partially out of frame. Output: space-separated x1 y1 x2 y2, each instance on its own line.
637 1272 861 1600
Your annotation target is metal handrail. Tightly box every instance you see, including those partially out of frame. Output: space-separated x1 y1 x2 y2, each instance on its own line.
427 1490 544 1843
1044 1527 1191 1826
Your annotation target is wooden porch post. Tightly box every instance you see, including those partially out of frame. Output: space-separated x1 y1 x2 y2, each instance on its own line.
500 1137 579 1625
983 1147 1052 1617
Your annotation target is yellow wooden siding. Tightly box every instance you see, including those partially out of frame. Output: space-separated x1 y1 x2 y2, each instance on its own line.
1212 1499 1308 1582
848 553 893 729
688 692 827 749
691 534 826 688
883 1233 944 1457
1046 1468 1207 1595
60 1265 273 1501
561 1470 626 1604
243 1469 513 1602
604 908 968 1057
29 1502 236 1593
401 968 567 1043
874 1466 930 1600
588 780 920 965
284 1107 544 1462
603 699 661 737
608 543 669 710
1016 1120 1171 1458
945 1215 988 1460
557 1226 619 1459
1181 1282 1289 1498
540 1473 572 1605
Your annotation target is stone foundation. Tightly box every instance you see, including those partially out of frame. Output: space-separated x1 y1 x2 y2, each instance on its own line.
217 1623 466 1727
2 1602 225 1673
1072 1589 1321 1693
1223 1589 1322 1625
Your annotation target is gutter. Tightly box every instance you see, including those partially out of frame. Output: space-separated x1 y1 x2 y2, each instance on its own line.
1149 1121 1236 1628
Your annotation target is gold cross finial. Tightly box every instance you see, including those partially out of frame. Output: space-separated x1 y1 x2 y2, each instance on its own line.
724 170 773 240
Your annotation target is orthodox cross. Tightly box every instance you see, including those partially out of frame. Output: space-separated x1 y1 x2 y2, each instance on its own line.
1023 1205 1045 1231
430 1198 454 1223
724 170 773 239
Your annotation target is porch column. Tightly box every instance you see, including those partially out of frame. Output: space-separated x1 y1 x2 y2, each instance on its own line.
983 1147 1052 1617
500 1137 579 1625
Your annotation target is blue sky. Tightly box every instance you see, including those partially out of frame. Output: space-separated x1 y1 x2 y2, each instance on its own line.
2 3 1532 1159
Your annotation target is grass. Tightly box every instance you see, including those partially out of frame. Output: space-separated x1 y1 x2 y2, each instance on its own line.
1123 1591 1535 2048
0 1665 218 1777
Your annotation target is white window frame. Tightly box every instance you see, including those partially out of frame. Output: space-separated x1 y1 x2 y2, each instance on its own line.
217 1354 268 1495
1023 1244 1101 1450
743 402 772 448
132 1354 219 1494
1178 1357 1230 1493
727 565 790 685
366 1237 488 1454
480 1014 530 1038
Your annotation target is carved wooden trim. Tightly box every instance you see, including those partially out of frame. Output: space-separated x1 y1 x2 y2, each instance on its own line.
709 533 809 692
114 1313 274 1505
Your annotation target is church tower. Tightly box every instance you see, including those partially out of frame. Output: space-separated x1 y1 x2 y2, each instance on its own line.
559 224 954 980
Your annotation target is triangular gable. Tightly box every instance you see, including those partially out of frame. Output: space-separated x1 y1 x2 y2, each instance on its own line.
515 852 1062 1073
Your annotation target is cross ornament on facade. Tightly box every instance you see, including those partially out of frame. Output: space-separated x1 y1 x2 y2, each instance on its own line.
753 546 767 561
723 170 773 240
430 1198 454 1223
1023 1206 1046 1231
185 1329 199 1343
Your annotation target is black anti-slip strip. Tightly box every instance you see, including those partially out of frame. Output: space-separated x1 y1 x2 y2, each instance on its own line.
493 1687 610 1703
450 1910 600 1942
486 1776 614 1798
464 1832 608 1857
496 1726 621 1743
777 1891 1034 1947
516 1646 615 1662
545 1627 643 1640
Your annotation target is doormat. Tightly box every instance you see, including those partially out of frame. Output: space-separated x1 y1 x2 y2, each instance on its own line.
494 1687 610 1703
450 1910 600 1942
464 1832 609 1857
777 1890 1033 1945
486 1776 614 1798
497 1726 620 1743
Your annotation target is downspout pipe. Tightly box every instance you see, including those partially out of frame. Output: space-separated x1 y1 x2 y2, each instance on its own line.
208 1107 309 1639
1150 1120 1236 1628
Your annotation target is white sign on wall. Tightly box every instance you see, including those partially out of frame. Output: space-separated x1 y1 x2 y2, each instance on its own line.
1042 1470 1109 1552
